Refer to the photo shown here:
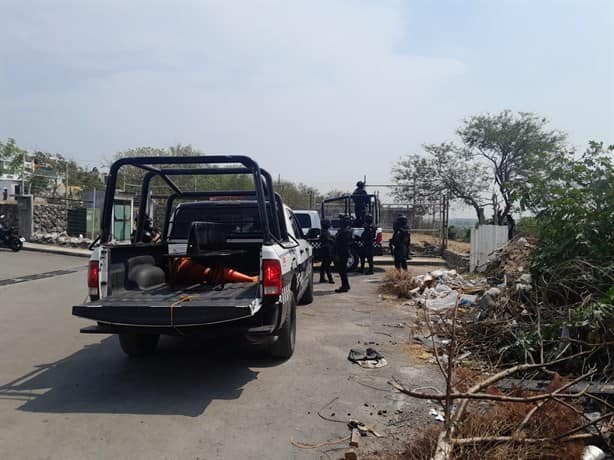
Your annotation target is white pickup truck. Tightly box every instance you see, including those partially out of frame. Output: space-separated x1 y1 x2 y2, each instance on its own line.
73 155 313 360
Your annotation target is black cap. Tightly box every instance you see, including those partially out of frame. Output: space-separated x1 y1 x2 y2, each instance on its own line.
356 181 365 188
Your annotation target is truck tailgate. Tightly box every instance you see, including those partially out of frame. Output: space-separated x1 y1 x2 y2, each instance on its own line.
73 283 261 327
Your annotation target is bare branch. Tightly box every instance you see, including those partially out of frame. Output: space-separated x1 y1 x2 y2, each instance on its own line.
452 432 598 445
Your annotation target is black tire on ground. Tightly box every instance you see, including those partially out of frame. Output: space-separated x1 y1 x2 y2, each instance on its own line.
298 268 314 305
118 333 160 357
9 238 22 252
347 247 360 272
269 294 296 360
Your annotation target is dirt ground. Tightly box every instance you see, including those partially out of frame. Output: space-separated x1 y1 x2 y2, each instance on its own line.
382 232 470 254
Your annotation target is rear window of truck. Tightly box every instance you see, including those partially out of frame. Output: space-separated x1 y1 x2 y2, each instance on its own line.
169 205 262 239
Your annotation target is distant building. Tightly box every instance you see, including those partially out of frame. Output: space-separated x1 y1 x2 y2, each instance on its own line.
0 157 35 198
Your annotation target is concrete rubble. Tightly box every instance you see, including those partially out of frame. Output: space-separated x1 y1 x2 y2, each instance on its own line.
29 231 93 248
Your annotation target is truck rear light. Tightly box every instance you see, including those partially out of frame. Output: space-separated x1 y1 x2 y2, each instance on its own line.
262 259 282 296
376 231 383 244
88 260 100 300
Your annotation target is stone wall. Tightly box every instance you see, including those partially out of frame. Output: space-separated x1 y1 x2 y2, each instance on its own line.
443 249 470 273
0 202 19 228
33 204 67 234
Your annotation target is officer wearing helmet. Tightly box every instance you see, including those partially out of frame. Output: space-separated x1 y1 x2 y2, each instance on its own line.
360 214 375 275
352 181 369 226
391 214 410 270
334 214 353 292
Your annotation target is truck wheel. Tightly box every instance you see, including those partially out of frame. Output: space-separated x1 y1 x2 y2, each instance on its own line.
118 333 159 357
298 269 314 305
269 294 296 360
347 247 360 272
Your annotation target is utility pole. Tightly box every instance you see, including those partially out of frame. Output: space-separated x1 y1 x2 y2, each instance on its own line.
65 161 69 215
21 152 25 196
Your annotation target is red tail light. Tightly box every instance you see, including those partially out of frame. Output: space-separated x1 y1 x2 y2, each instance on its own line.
262 259 282 296
88 260 100 300
376 231 383 244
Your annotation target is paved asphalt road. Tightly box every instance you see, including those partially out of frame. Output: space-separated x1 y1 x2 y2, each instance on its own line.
0 250 440 460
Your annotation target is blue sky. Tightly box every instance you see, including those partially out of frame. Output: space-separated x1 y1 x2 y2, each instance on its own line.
0 0 612 203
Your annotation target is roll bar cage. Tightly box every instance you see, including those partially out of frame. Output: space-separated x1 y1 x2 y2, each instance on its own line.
101 156 284 245
320 194 380 226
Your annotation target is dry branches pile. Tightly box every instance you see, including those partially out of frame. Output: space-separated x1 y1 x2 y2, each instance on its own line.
391 300 613 460
379 269 421 298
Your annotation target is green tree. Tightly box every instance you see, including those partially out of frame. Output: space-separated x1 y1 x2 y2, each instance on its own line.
275 180 322 209
527 142 614 367
458 110 568 220
393 111 569 225
0 137 28 179
533 141 614 273
393 148 490 222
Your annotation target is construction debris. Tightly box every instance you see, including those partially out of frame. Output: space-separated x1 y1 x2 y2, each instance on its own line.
484 236 537 280
350 428 360 447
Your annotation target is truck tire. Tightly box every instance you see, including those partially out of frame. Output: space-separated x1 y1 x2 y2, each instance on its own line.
347 247 360 272
269 294 296 360
118 333 159 357
298 269 314 305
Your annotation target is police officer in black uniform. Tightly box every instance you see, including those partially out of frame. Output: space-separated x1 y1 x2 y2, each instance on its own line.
360 214 375 275
391 215 410 270
334 214 353 293
352 181 369 226
318 219 335 284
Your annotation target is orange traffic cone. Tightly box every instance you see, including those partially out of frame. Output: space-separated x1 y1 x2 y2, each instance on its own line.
175 259 257 284
176 258 208 283
223 267 258 283
203 266 225 284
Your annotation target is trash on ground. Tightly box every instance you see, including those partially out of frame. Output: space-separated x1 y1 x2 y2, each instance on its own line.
348 348 388 368
583 445 606 460
348 419 383 438
429 408 445 422
427 290 458 311
349 428 360 447
459 294 478 305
